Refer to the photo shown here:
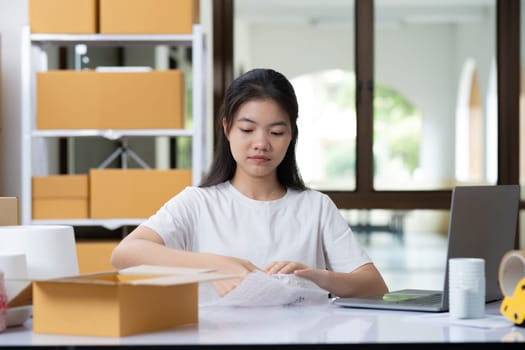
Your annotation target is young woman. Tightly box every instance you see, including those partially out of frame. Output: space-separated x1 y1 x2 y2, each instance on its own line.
111 68 388 298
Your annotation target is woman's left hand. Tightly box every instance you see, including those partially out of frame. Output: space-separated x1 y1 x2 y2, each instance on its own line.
264 261 388 298
264 261 310 275
264 261 329 290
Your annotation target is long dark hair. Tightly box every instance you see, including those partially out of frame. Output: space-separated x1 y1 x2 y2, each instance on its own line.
200 68 307 191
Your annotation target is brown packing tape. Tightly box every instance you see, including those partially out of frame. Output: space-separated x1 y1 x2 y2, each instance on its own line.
498 250 525 297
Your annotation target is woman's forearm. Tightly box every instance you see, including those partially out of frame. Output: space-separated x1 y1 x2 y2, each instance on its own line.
110 225 258 276
327 264 388 298
296 263 389 298
111 237 211 269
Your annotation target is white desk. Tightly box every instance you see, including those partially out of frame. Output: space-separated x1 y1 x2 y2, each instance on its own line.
1 301 524 347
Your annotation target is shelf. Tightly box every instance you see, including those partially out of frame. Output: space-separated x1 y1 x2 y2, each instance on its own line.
21 24 207 227
30 33 195 46
32 219 144 231
32 129 194 139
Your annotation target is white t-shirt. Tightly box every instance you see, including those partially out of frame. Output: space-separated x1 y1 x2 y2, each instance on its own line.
143 182 371 272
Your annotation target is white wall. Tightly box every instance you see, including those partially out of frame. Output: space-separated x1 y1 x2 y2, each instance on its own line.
246 23 354 78
0 0 27 197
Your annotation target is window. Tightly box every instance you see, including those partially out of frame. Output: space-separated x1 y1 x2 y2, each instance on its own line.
215 0 522 247
374 0 496 190
293 70 356 190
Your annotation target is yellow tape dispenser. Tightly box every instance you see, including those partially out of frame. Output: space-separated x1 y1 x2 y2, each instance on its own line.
500 277 525 326
499 250 525 326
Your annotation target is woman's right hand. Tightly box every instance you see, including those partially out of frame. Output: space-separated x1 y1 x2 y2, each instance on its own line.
206 254 259 296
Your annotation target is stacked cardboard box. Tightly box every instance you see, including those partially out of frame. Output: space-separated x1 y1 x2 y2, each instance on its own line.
29 0 199 34
32 169 191 220
37 70 184 130
100 0 199 34
32 175 89 219
29 0 98 34
90 169 192 218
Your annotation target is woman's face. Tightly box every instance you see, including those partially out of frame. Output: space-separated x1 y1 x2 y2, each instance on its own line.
225 99 292 181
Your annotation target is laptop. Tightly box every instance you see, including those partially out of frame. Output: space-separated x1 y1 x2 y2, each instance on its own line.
333 185 520 312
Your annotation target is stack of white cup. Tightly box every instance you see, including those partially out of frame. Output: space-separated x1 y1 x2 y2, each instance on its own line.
448 258 485 319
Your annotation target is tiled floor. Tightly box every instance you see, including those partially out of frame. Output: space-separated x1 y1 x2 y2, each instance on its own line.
356 230 448 292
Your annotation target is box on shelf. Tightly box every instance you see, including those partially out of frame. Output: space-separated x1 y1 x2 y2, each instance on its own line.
37 70 184 130
76 240 119 274
0 197 19 225
90 168 192 218
32 175 89 219
100 0 199 34
37 70 97 129
29 0 98 34
8 265 233 337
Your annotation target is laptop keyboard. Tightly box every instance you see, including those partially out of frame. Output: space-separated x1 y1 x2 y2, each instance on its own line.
392 293 443 306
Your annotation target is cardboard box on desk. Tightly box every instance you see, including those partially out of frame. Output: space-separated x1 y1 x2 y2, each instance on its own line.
29 0 98 34
32 175 89 219
100 0 200 34
0 197 19 225
90 168 192 218
8 265 234 337
37 70 184 129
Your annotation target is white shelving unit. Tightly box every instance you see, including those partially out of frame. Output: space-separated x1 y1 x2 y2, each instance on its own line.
20 25 207 229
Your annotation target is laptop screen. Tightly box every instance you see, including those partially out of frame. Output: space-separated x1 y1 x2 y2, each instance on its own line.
442 185 519 307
